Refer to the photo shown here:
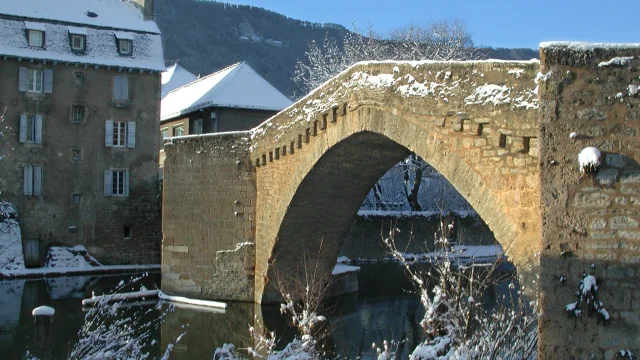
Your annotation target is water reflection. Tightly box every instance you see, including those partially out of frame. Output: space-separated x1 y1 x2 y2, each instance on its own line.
0 262 517 360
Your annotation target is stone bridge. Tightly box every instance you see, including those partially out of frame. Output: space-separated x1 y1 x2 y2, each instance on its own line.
161 43 640 358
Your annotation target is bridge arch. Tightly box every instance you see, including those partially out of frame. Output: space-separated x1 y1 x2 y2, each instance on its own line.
252 60 541 303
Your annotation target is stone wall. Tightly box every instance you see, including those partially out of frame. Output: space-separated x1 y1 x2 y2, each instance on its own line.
161 132 256 301
0 58 161 265
538 43 640 359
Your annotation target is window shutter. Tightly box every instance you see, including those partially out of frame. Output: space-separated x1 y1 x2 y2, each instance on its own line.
124 171 130 197
121 76 129 100
43 69 53 94
105 120 113 147
18 67 27 92
104 169 113 196
127 121 136 148
24 166 33 196
33 166 42 196
35 115 43 144
113 76 121 99
19 114 27 143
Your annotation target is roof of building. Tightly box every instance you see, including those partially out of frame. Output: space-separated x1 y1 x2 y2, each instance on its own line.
0 0 160 34
0 18 164 71
161 62 293 121
161 64 198 99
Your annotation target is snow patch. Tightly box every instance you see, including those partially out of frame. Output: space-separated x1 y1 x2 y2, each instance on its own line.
464 84 511 106
598 56 635 67
32 306 55 316
578 147 601 172
332 264 360 275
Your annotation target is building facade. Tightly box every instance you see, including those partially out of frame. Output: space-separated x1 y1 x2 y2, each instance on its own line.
0 0 164 265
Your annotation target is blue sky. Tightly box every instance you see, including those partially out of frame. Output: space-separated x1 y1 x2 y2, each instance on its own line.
221 0 639 49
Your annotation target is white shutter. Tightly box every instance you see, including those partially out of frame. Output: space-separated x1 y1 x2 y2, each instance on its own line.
104 169 113 196
35 115 43 144
113 76 121 99
105 120 113 147
23 166 33 196
124 170 130 197
33 166 42 196
127 121 136 148
19 114 27 143
43 69 53 94
18 67 27 92
121 76 129 100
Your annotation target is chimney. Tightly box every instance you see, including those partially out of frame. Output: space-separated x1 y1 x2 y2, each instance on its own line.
134 0 154 21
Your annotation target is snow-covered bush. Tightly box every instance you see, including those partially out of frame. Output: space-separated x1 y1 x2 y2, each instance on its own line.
0 202 24 272
384 220 538 359
616 349 634 360
64 275 184 360
578 147 601 174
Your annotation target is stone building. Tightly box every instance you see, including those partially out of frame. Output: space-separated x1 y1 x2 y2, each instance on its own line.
0 0 165 265
160 61 291 140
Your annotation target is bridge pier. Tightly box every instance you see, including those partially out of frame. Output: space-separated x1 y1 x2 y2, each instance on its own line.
161 132 256 301
538 43 640 359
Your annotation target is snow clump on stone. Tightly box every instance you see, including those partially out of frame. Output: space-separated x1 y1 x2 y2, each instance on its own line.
578 147 601 174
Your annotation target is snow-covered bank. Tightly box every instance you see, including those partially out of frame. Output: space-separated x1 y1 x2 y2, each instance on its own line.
343 244 504 266
0 264 161 279
357 209 476 218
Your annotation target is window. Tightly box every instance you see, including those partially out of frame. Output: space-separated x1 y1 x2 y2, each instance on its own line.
74 72 84 85
27 69 43 92
24 165 42 196
118 39 132 55
71 149 81 161
113 76 129 101
72 105 84 124
71 34 85 52
160 127 169 139
28 30 43 47
192 118 203 134
19 67 52 93
112 121 126 147
104 169 129 197
123 226 133 240
173 125 184 137
211 112 219 133
72 193 81 205
104 120 136 148
19 114 43 144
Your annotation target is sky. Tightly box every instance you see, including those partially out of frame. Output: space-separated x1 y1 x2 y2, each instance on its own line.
220 0 639 49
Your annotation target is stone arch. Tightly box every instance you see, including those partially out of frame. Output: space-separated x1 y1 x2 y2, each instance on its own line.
253 61 541 303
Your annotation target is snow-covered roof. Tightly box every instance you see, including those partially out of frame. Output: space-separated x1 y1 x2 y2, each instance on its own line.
1 0 160 34
114 31 135 40
0 18 164 71
161 64 198 99
24 21 46 31
161 62 293 121
68 26 88 36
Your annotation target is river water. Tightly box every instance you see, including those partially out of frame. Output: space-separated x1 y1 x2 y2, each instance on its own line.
0 260 517 360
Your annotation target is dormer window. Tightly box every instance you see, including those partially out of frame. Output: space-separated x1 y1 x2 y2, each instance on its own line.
71 35 85 51
114 32 134 56
119 39 132 55
24 22 46 48
68 27 88 53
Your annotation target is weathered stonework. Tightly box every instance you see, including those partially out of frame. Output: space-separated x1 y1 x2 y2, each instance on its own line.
161 133 256 301
538 43 640 359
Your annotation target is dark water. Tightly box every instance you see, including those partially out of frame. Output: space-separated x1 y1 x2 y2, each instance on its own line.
0 262 515 360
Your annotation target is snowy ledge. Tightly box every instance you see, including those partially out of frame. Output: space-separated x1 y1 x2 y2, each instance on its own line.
540 41 640 50
357 209 476 218
164 130 251 144
0 264 160 279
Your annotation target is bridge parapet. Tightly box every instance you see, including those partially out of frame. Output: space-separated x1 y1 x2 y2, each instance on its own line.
251 60 541 166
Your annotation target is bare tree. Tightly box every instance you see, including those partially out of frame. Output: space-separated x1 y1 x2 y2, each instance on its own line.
293 20 485 212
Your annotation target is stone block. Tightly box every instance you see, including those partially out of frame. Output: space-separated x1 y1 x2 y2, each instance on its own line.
609 216 638 229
